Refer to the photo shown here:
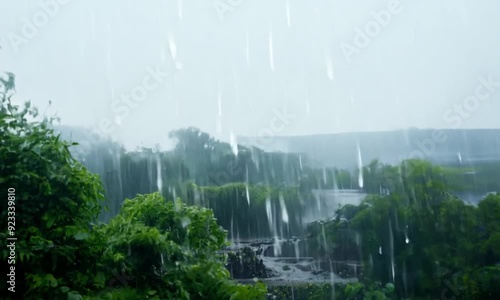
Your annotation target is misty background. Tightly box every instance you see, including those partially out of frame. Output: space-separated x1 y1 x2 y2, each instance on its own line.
1 0 499 150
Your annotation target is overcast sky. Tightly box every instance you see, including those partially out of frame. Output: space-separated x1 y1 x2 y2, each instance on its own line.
1 0 499 149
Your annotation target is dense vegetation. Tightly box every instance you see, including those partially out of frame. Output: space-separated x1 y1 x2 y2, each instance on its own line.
1 73 499 299
307 160 500 299
0 74 266 299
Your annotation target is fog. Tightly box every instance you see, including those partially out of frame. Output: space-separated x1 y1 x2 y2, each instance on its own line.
3 2 500 298
1 0 500 149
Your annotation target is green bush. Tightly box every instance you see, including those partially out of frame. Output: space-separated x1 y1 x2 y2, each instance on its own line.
0 73 106 298
98 192 266 299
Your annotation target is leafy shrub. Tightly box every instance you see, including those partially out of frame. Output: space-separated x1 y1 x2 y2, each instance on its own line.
0 73 106 298
99 192 267 299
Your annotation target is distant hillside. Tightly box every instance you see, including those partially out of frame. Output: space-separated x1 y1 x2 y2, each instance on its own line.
239 129 500 169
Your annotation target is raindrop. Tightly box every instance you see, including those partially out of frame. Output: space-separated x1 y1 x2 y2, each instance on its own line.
326 55 334 80
333 171 339 190
315 190 321 213
273 236 281 256
266 195 273 228
177 0 183 20
269 28 275 71
280 193 289 223
245 170 250 205
357 144 364 188
156 155 162 192
389 220 395 281
168 33 177 60
181 217 191 228
230 130 238 156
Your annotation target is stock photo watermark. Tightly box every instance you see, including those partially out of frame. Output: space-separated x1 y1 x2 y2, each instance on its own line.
434 272 462 300
384 74 499 186
255 106 296 147
6 188 17 294
443 75 500 128
213 0 244 21
340 0 404 63
77 64 176 148
409 74 499 161
6 0 73 53
108 269 135 288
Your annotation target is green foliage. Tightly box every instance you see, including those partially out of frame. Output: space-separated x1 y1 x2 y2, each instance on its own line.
267 282 394 300
457 266 500 299
267 283 336 300
308 159 500 299
343 282 395 300
98 192 266 299
0 74 265 299
0 73 106 298
362 159 500 195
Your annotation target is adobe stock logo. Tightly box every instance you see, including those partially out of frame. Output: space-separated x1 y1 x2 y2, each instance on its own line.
254 106 296 149
107 270 135 288
97 65 169 136
213 0 244 20
6 0 73 53
443 75 500 128
340 0 404 63
434 272 461 300
75 62 178 151
382 74 499 189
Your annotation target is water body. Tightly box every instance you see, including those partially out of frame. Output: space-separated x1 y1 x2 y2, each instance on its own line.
303 189 367 224
229 189 367 284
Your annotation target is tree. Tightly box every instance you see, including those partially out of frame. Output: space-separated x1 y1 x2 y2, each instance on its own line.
99 192 266 299
0 73 106 298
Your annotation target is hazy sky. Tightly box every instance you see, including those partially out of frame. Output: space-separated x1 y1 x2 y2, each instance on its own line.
1 0 499 149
